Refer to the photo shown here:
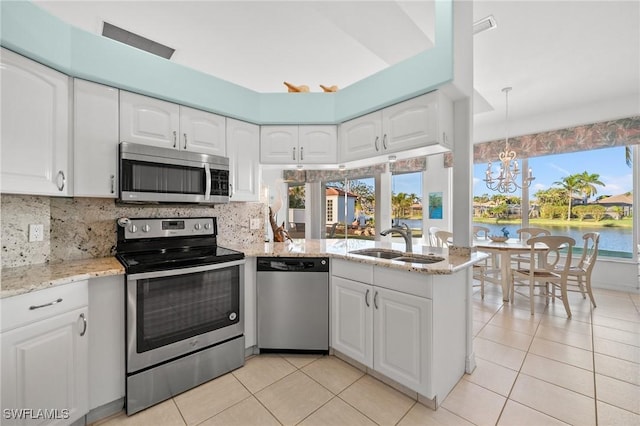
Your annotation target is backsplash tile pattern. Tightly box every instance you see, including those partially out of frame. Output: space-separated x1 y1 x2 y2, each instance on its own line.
1 195 51 267
1 195 264 268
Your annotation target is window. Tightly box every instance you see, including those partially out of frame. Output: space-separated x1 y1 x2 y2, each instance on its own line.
288 184 305 238
474 146 633 258
325 178 376 240
391 171 423 238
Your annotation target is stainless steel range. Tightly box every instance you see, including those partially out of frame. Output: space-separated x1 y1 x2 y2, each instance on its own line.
116 217 245 415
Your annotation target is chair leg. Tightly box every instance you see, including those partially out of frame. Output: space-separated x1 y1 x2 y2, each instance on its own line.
577 276 587 299
585 276 597 308
480 271 485 299
560 281 572 318
529 278 535 315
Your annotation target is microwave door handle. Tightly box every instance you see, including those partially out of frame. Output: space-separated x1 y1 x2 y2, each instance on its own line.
204 163 211 201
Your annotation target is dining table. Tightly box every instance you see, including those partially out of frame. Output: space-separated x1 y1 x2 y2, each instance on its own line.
473 238 549 301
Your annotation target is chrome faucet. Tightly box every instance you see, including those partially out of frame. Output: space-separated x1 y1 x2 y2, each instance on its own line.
380 223 413 253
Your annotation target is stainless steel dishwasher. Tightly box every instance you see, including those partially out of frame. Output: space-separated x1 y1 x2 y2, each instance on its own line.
256 257 329 353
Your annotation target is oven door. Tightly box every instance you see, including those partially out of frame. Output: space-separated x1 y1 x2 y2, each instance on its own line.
126 259 245 373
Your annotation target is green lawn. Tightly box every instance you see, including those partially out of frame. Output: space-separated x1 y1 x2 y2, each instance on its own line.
473 217 633 229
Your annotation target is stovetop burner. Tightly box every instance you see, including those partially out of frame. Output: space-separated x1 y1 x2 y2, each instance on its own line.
115 217 244 274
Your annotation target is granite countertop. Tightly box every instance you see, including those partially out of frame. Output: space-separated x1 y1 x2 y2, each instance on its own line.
225 238 487 275
1 239 487 300
1 257 125 299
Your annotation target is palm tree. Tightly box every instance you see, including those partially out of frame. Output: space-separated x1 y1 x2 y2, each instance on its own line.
553 174 582 221
625 146 632 167
577 171 605 203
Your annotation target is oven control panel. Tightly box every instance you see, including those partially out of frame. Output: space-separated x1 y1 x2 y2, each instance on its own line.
122 217 215 239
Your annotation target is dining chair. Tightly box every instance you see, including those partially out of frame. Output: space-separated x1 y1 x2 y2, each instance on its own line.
557 232 600 308
428 226 442 246
433 230 453 248
472 226 500 299
511 235 576 317
512 227 551 269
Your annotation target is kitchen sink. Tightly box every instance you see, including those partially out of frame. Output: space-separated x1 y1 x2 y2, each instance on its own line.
392 255 445 264
349 249 404 259
349 249 444 265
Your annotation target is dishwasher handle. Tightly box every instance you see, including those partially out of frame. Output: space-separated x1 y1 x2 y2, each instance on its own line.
257 257 329 272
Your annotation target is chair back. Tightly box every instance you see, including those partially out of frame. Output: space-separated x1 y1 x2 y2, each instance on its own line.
434 230 453 248
527 235 575 275
517 227 551 240
428 226 442 246
577 232 600 272
473 225 490 240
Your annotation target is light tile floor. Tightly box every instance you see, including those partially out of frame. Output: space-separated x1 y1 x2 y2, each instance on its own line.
94 285 639 426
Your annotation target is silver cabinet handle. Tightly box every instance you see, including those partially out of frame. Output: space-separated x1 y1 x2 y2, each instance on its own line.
229 183 234 199
300 146 304 161
56 170 65 191
29 298 63 310
78 313 87 337
383 134 388 150
374 291 379 309
374 136 380 151
292 147 296 161
110 174 115 194
204 163 211 201
183 133 187 150
173 130 177 148
365 289 370 307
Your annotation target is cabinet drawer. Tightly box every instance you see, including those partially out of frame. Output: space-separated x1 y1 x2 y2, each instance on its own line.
332 259 373 284
1 280 89 332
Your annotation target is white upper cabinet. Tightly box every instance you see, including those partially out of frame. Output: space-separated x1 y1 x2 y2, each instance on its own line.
179 106 226 156
339 111 383 162
227 118 260 201
298 125 338 164
74 79 119 198
0 48 72 196
339 91 453 163
260 125 337 165
120 91 180 149
120 91 226 155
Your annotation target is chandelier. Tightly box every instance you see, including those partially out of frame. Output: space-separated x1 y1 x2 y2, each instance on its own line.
484 87 535 193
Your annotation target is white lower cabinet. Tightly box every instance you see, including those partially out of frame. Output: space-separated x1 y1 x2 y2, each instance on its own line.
331 260 432 395
1 282 89 426
373 287 431 392
331 276 373 367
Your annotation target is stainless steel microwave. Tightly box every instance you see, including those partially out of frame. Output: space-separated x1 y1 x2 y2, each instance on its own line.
119 142 230 204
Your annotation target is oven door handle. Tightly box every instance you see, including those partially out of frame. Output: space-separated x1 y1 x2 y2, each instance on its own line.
126 259 246 281
204 163 211 201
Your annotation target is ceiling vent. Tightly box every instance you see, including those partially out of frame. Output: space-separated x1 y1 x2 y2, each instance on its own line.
473 15 497 35
102 22 175 59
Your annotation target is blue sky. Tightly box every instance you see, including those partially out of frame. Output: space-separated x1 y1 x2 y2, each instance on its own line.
386 146 634 201
473 146 633 198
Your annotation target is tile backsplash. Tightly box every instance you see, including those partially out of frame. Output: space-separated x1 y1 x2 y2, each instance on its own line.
1 195 265 269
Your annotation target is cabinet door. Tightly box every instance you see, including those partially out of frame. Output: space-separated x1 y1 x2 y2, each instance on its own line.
0 48 71 196
88 276 124 411
373 287 431 394
298 125 337 164
331 276 373 367
179 106 226 155
74 79 119 198
338 111 382 163
120 91 179 149
260 126 299 164
227 118 260 201
1 307 89 426
382 93 438 153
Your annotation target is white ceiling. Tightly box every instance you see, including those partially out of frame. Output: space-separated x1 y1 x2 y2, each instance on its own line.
34 0 640 142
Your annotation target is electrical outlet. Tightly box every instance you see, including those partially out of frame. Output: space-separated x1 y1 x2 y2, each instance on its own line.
250 218 261 230
28 224 44 242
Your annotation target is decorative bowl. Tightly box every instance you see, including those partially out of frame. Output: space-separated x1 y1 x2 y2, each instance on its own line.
489 235 509 242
